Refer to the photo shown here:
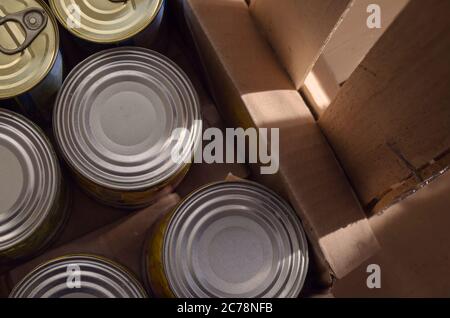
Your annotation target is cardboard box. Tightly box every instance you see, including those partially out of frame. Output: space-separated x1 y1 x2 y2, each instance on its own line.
176 0 450 297
179 0 380 283
2 0 448 298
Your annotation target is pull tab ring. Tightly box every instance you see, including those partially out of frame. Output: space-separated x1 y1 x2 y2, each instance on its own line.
0 8 48 55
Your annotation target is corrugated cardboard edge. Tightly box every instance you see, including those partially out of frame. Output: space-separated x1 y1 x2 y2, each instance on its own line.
181 0 379 279
319 0 450 209
370 153 450 215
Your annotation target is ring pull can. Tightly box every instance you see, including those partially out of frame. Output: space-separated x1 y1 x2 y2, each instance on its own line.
0 0 63 123
49 0 166 54
0 8 48 55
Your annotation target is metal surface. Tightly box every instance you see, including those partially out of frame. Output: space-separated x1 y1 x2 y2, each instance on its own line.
0 0 59 99
9 255 147 298
0 109 65 260
0 8 48 55
161 181 309 298
50 0 164 44
53 47 201 207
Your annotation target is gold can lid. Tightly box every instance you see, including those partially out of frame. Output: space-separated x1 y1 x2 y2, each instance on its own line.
0 0 59 99
50 0 163 44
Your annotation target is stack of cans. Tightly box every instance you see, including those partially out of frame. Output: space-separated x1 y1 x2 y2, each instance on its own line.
1 0 309 299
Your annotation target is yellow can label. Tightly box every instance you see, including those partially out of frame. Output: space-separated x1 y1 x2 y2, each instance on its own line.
72 164 190 209
145 211 175 298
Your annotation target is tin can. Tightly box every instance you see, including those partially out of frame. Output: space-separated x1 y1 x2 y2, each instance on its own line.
144 181 309 298
9 254 148 298
0 0 63 123
49 0 165 52
53 47 202 209
0 109 70 264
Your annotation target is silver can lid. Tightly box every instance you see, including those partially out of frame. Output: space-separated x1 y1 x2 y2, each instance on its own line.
10 255 147 298
53 47 202 191
164 181 309 298
0 110 60 253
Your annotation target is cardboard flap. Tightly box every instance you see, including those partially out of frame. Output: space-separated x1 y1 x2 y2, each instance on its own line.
322 0 410 84
333 170 450 297
249 0 354 89
319 0 450 209
183 0 379 278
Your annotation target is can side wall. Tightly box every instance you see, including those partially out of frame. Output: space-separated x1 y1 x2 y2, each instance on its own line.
15 50 64 123
144 210 176 298
133 1 167 51
0 174 70 263
70 163 191 210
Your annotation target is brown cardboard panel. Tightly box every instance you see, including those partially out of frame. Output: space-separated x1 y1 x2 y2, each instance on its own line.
249 0 353 90
4 194 181 294
182 0 379 278
323 0 410 84
302 0 409 116
302 56 340 118
319 0 450 207
334 170 450 297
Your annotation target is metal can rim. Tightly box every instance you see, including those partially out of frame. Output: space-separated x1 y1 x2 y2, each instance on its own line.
9 254 148 298
0 109 61 252
53 47 202 192
49 0 164 44
162 180 310 298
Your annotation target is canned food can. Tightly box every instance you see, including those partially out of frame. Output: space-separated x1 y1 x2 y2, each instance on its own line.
144 181 309 298
53 47 202 209
0 109 70 263
49 0 165 51
9 254 148 298
0 0 63 122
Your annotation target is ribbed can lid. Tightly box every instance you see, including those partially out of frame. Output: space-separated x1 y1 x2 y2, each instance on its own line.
0 0 59 99
10 255 147 298
50 0 164 44
53 47 202 192
163 181 309 298
0 109 60 253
